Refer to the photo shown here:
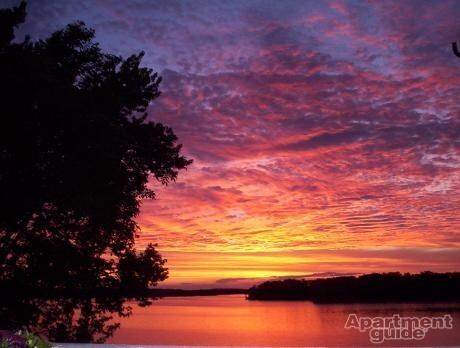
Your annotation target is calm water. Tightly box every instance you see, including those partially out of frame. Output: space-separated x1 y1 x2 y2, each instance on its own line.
107 294 460 346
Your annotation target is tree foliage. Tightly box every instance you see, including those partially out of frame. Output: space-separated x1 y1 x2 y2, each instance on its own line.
0 2 192 295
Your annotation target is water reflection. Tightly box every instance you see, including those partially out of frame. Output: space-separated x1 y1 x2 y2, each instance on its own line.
2 295 460 346
0 297 137 343
109 295 460 347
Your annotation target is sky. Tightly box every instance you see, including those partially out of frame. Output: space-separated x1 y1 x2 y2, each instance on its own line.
7 0 460 288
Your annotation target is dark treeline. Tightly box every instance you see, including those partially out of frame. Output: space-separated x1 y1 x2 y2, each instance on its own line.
247 272 460 302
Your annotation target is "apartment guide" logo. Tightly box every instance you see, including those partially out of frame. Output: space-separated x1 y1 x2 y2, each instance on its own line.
344 313 453 344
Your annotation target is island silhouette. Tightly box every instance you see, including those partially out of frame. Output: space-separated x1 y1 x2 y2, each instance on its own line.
247 272 460 302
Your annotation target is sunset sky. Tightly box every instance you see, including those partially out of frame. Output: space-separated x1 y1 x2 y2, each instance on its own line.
11 0 460 288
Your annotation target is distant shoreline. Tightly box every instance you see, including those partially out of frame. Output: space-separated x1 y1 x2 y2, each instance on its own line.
144 288 248 297
247 271 460 303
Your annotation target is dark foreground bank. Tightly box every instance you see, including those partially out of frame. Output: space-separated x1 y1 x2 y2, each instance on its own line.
247 271 460 302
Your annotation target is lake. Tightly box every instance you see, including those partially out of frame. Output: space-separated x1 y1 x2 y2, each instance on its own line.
107 294 460 346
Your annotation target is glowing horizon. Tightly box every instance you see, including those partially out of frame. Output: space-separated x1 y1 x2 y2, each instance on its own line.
14 0 460 289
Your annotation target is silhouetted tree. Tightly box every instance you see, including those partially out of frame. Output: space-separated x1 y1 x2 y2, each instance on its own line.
0 2 192 296
0 0 25 48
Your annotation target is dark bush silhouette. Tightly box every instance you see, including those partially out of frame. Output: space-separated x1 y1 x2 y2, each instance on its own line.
0 297 129 343
247 272 460 302
0 2 191 296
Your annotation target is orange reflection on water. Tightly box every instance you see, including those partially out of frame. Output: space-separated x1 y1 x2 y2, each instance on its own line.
108 295 460 346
